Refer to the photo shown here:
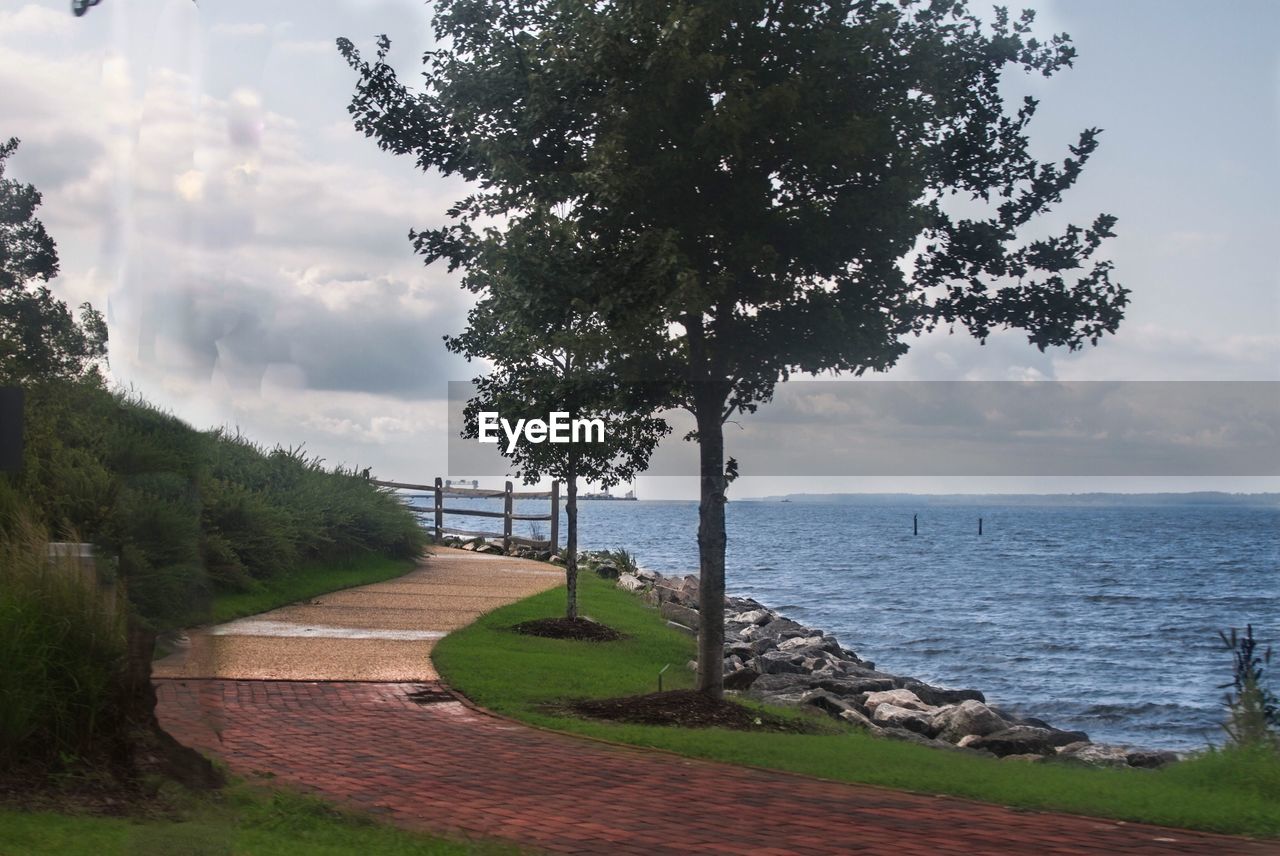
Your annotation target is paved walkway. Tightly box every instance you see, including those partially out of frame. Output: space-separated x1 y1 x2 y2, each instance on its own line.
153 550 1275 855
153 548 562 680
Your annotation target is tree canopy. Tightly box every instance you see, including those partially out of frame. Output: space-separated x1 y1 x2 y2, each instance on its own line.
0 137 108 385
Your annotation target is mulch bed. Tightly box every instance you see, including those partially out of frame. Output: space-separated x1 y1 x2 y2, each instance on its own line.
512 617 625 642
568 689 824 733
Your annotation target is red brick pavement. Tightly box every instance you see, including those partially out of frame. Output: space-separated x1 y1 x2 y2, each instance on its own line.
154 679 1276 855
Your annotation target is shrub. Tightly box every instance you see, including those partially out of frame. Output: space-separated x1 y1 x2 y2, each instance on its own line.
1219 624 1279 751
0 516 126 768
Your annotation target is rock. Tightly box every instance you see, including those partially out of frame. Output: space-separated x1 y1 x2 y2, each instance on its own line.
723 655 745 673
932 700 1007 743
634 568 659 583
686 659 698 672
477 543 503 554
967 726 1088 758
460 541 478 551
749 637 778 656
746 674 818 695
872 703 939 736
723 668 761 691
956 734 984 749
838 708 877 730
660 601 700 631
595 562 621 579
779 635 841 655
814 677 897 696
754 618 806 641
877 727 956 751
756 650 808 675
1055 742 1129 767
800 690 860 719
1125 749 1179 769
616 573 646 593
895 678 985 706
730 609 773 626
863 689 935 714
549 554 565 565
724 641 755 661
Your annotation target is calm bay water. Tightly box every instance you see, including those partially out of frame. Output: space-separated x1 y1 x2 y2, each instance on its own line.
426 497 1278 751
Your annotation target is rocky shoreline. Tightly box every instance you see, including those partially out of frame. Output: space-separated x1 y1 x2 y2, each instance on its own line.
598 556 1181 769
439 536 1179 768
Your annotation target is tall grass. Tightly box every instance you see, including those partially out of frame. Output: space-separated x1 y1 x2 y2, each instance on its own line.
0 516 126 768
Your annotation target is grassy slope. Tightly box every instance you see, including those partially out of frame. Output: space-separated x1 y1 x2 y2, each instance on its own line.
0 785 520 856
433 572 1280 838
209 554 419 625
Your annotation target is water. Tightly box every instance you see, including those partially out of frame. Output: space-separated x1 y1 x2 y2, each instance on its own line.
418 496 1278 751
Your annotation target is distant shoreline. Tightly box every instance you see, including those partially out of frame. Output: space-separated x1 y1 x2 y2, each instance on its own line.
741 491 1280 507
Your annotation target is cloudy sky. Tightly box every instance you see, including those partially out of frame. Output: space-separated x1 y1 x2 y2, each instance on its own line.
2 0 1277 498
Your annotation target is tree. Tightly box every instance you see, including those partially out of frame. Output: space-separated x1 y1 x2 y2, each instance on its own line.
445 211 668 619
341 0 1128 698
0 137 108 385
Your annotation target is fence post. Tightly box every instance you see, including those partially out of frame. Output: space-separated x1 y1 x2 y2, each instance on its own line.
434 477 443 542
549 480 560 554
503 480 513 552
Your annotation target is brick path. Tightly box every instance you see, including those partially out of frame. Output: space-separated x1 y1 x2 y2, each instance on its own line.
155 679 1275 855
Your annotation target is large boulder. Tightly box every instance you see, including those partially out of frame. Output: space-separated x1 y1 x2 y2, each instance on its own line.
723 668 762 691
730 609 774 626
932 700 1007 743
756 650 808 675
872 703 939 736
814 677 897 696
778 635 842 655
800 689 861 719
1055 742 1130 767
616 573 646 593
967 726 1089 757
863 689 935 714
894 678 985 706
659 601 700 631
1125 749 1179 769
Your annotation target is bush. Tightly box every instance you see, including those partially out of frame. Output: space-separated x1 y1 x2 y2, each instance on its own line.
1219 624 1279 751
4 379 426 631
0 516 126 768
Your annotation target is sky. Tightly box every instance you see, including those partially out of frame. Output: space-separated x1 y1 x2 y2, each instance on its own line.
1 0 1277 499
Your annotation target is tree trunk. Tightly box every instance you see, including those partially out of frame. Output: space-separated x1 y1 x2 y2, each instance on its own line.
565 458 578 620
694 388 728 699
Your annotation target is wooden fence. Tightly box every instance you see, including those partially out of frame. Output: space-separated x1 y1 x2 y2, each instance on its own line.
372 478 560 552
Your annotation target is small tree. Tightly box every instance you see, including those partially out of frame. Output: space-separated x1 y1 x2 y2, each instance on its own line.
342 1 1128 698
0 138 107 385
445 212 667 619
1219 625 1279 750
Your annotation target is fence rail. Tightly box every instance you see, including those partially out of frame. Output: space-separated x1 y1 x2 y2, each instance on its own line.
372 478 560 551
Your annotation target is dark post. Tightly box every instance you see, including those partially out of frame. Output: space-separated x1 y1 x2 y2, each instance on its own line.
978 517 983 536
0 388 23 473
433 477 443 542
913 513 918 536
549 480 560 553
503 480 513 552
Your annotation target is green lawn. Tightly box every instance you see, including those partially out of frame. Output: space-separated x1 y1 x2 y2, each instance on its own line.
209 554 420 625
0 783 522 856
433 572 1280 838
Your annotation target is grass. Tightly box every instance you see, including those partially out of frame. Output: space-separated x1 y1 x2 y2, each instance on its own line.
434 572 1280 839
208 554 420 625
0 782 522 855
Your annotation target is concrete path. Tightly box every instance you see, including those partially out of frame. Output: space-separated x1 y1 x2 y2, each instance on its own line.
153 547 562 681
153 549 1275 855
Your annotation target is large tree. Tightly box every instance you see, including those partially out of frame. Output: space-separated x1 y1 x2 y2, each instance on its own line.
445 210 668 619
340 0 1128 698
